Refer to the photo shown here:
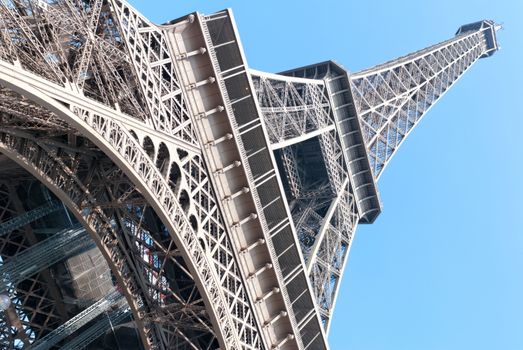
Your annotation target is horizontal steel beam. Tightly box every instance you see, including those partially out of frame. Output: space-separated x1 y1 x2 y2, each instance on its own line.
0 200 62 237
0 225 93 293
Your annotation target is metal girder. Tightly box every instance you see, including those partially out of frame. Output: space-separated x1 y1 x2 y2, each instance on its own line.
281 146 303 199
60 305 130 350
308 187 358 331
0 1 267 347
168 10 327 349
287 180 358 330
0 200 62 237
108 2 270 349
305 179 349 274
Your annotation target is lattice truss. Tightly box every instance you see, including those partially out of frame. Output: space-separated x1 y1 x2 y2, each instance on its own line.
253 72 359 329
0 1 499 348
252 21 497 332
290 183 358 327
350 27 490 178
0 1 263 349
251 73 333 148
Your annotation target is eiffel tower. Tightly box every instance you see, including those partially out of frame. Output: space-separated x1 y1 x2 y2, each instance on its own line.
0 1 498 349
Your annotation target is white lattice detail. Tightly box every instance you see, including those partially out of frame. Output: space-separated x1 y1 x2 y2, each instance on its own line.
108 3 263 348
110 0 198 145
252 71 333 148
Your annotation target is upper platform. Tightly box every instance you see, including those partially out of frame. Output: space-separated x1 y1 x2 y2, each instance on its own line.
456 20 501 57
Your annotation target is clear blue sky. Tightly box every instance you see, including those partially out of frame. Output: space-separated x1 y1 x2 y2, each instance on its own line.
130 1 522 349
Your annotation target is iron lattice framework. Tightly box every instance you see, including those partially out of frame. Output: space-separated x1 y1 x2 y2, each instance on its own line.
0 1 498 349
350 23 498 178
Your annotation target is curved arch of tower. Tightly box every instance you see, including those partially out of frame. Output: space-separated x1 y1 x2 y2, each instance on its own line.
0 1 498 349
